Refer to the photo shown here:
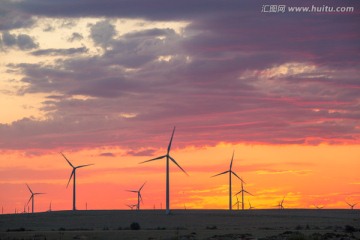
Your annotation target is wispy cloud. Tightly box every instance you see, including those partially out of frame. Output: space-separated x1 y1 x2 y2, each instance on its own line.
255 169 312 175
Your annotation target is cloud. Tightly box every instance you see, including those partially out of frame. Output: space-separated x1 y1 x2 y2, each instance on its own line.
255 170 312 175
125 149 157 157
31 47 88 56
0 2 35 30
68 32 84 42
0 0 359 150
13 0 247 20
1 31 38 50
99 152 116 157
89 20 116 47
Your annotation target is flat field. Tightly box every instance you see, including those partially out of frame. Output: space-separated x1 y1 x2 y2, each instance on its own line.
0 209 359 239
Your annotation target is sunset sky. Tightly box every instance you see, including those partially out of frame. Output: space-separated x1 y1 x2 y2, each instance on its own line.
0 0 359 213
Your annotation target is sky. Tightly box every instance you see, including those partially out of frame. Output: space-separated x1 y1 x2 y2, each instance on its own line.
0 0 359 213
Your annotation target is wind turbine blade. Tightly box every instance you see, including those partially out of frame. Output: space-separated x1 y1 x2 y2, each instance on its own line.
167 126 176 154
139 181 146 191
169 156 188 176
139 193 143 203
66 170 75 188
126 190 138 193
61 152 74 168
234 190 242 196
230 150 235 170
27 196 33 206
231 171 244 182
211 170 229 177
26 184 33 194
244 190 253 196
77 164 94 168
34 192 46 195
139 155 166 164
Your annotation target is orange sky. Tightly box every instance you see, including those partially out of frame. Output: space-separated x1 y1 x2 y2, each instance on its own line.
1 0 359 214
1 143 359 213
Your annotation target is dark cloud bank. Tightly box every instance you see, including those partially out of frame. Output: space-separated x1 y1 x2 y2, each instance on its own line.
0 0 359 151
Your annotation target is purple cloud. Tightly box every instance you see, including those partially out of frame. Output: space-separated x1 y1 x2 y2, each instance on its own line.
99 152 116 157
0 0 359 151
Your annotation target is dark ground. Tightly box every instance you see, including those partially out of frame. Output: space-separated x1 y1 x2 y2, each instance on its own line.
0 209 359 239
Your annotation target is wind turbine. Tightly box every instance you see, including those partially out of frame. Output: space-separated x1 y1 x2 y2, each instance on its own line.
127 182 146 210
211 151 243 210
26 184 45 213
126 204 137 210
248 200 255 209
235 180 253 210
276 195 286 209
61 152 94 211
233 195 241 210
313 204 324 209
140 127 188 215
345 201 358 210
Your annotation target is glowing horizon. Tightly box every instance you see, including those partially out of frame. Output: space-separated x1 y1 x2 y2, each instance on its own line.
1 142 359 213
0 0 359 213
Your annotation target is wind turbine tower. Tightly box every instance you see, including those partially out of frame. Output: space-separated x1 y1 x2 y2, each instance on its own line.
61 152 94 211
140 127 188 215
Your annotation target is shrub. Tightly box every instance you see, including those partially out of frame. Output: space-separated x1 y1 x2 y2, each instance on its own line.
206 225 217 230
130 222 141 230
345 225 356 233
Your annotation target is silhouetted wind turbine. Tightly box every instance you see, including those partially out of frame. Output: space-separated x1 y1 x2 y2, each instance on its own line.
248 200 254 209
345 201 358 210
61 152 94 211
211 151 243 210
126 204 137 210
140 127 188 215
276 195 286 209
127 182 146 210
235 180 253 210
313 204 324 209
233 195 241 210
26 184 45 213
